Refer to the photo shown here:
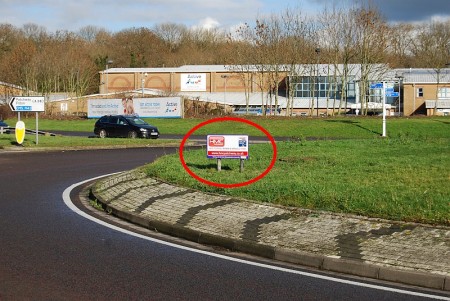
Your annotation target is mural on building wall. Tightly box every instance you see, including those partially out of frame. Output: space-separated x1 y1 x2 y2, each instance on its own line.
110 76 133 92
148 75 169 91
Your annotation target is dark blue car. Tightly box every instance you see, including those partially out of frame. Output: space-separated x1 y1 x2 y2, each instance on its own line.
94 115 159 139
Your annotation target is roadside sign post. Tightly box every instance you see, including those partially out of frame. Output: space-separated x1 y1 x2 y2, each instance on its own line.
370 82 391 137
207 135 249 172
381 82 399 137
9 96 45 145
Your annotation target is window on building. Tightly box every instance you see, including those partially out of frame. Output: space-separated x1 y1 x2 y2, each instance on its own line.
347 82 356 98
292 76 355 100
417 87 423 97
438 87 450 99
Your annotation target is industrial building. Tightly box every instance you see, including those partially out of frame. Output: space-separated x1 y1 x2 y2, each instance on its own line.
98 64 450 116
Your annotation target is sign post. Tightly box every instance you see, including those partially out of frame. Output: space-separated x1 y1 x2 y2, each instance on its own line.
370 83 390 137
9 96 45 145
207 135 249 172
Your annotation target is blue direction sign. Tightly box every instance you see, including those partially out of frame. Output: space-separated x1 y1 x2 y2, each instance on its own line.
9 96 45 112
386 92 399 97
370 83 383 89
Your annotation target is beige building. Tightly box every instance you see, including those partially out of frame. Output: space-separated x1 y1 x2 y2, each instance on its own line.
4 66 449 117
397 68 450 116
99 65 270 95
95 65 449 117
99 64 386 116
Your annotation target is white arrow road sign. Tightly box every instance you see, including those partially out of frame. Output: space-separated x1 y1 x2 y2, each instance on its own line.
9 96 45 112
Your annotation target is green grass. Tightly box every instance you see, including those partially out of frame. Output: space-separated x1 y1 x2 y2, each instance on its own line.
5 116 450 139
145 137 450 225
2 115 449 225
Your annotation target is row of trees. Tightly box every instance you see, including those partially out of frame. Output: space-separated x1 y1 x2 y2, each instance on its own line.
227 6 449 115
0 3 449 115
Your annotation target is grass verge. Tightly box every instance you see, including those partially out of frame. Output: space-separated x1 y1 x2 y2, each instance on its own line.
5 116 450 138
2 116 449 225
144 136 450 226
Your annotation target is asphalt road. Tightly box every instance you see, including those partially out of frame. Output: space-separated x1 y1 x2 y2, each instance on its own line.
0 148 446 300
45 130 276 142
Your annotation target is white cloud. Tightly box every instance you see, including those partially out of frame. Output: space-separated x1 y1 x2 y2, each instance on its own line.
0 0 447 34
195 17 220 30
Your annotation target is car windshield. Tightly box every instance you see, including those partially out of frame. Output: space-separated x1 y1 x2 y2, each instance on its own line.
125 117 147 125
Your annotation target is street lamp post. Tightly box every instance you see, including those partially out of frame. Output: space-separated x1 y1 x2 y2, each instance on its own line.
221 75 229 115
315 48 321 117
105 59 113 94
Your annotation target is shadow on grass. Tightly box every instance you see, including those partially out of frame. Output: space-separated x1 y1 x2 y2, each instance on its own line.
10 141 24 147
187 163 232 171
432 119 450 125
324 119 381 135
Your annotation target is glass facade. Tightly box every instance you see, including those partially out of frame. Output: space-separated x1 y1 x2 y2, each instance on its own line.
292 76 355 100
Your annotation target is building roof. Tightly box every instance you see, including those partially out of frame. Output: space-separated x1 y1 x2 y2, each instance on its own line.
104 65 450 85
0 81 24 90
105 65 231 74
104 64 391 79
394 68 450 84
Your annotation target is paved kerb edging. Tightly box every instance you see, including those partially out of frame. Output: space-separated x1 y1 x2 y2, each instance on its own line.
88 172 450 292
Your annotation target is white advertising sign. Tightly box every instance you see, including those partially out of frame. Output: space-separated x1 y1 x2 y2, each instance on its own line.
88 97 182 118
207 135 249 159
181 73 206 91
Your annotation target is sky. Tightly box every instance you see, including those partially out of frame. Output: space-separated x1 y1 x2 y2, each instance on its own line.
1 0 449 33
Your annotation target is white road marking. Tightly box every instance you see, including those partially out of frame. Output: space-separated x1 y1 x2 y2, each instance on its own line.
63 173 450 301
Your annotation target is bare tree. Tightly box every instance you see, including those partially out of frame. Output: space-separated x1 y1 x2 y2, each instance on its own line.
280 8 313 116
353 7 390 115
387 23 414 68
153 23 187 53
320 6 360 115
2 39 38 93
0 2 449 118
78 25 106 43
261 14 286 115
22 23 48 45
411 20 450 114
226 23 258 114
110 27 165 67
0 24 24 83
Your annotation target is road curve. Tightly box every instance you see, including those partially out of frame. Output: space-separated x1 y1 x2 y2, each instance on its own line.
0 148 447 300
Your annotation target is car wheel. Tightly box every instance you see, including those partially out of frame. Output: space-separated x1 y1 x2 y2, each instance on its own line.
128 131 138 139
99 129 107 138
